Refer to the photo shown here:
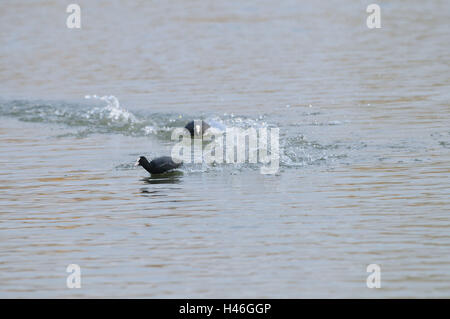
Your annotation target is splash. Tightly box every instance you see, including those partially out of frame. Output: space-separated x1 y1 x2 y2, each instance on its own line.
84 95 137 125
0 96 352 170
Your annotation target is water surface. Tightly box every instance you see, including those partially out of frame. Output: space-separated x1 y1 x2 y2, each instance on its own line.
0 0 449 297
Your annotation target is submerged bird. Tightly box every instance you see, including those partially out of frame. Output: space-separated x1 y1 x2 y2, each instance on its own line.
184 120 210 138
135 156 182 175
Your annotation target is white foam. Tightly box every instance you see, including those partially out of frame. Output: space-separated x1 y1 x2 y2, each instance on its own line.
85 94 137 124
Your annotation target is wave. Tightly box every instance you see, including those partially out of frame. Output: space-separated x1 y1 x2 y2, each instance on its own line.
0 95 352 169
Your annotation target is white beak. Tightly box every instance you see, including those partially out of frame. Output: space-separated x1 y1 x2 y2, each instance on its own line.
135 158 140 167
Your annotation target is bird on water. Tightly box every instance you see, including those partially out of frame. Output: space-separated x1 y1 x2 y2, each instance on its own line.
135 156 182 175
135 120 222 175
184 120 210 138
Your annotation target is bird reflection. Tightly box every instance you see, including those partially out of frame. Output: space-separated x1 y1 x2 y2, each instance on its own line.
140 171 183 185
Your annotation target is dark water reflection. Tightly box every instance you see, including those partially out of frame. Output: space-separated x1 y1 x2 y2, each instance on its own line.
140 172 184 186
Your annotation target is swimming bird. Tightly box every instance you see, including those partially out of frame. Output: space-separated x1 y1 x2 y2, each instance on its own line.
185 120 210 138
135 156 182 175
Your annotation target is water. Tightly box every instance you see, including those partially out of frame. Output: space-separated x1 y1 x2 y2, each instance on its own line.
0 0 449 298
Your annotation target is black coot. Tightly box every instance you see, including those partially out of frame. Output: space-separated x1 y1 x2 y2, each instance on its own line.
184 120 210 138
135 156 182 174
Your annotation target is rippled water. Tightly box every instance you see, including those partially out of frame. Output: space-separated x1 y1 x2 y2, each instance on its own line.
0 0 449 298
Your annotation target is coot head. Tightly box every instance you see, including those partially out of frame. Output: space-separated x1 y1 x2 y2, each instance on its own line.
135 156 149 167
185 120 210 138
